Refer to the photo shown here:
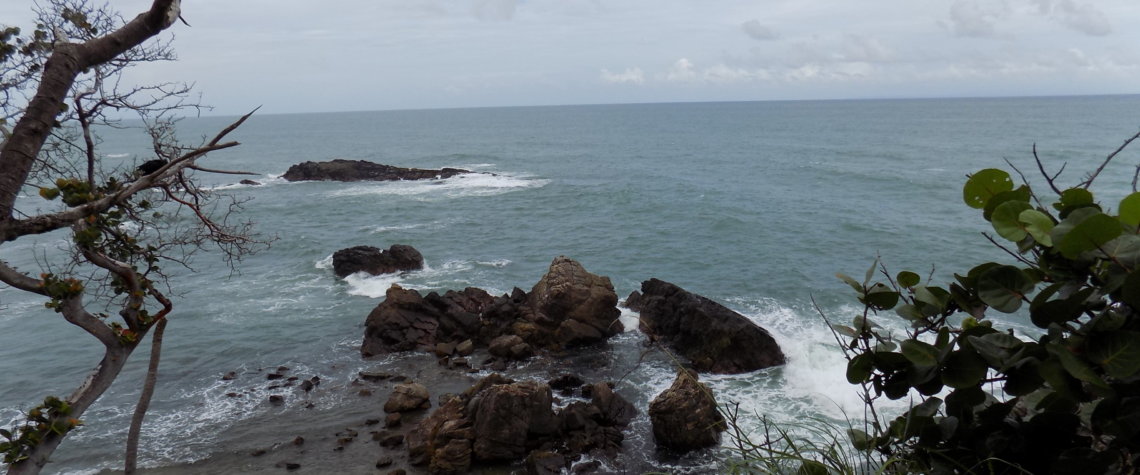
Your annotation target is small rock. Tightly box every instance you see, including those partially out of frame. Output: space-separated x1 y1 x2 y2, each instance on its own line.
359 371 393 382
310 376 321 386
456 339 475 356
267 373 285 380
549 374 585 393
375 456 393 468
299 380 314 392
526 450 566 475
434 341 456 357
384 382 430 413
250 449 266 457
225 392 240 398
286 376 299 382
379 433 404 448
292 436 304 446
221 371 237 381
285 462 301 471
304 402 315 409
572 460 602 473
239 179 261 186
387 470 407 475
385 413 401 428
268 385 281 390
449 357 470 369
268 395 285 405
277 366 290 372
365 418 380 426
359 389 373 397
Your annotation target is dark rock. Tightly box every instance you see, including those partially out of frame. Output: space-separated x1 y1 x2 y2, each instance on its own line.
526 450 567 475
634 278 785 373
379 433 405 448
284 462 301 471
361 286 494 357
455 339 475 356
225 392 240 398
267 373 285 380
488 334 533 360
386 470 406 475
385 412 402 428
648 370 726 452
250 449 266 457
376 456 393 468
624 290 643 311
332 244 424 278
292 436 304 446
589 382 636 427
358 389 373 397
277 366 289 372
239 179 261 186
471 380 559 461
359 371 395 382
526 256 623 349
299 380 314 392
268 395 284 405
572 460 602 473
221 371 237 381
548 374 585 393
434 341 456 357
384 382 431 413
282 159 469 182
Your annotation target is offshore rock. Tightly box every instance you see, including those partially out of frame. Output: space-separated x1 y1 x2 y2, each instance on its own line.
407 374 635 473
332 244 423 278
361 257 622 358
526 256 623 349
361 286 493 357
648 370 726 452
282 159 469 182
633 278 785 374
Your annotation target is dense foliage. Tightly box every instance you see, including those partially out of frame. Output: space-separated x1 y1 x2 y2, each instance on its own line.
834 159 1140 473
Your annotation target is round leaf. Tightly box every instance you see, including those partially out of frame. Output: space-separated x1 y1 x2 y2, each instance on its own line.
1019 209 1055 247
977 265 1035 313
1056 213 1124 259
901 339 939 367
963 168 1013 209
991 200 1032 241
897 271 920 288
1121 192 1140 227
942 349 987 389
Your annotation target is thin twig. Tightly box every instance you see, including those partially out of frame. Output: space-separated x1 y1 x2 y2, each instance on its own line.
982 232 1035 266
1083 128 1140 189
1033 143 1064 196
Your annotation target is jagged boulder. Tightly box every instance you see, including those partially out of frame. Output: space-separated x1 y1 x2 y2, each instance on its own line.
384 382 432 413
332 244 423 278
632 278 785 374
648 370 726 452
361 286 493 357
526 256 623 348
282 159 469 182
407 374 635 473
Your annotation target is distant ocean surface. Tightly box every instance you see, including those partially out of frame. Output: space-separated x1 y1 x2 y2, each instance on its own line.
2 96 1139 473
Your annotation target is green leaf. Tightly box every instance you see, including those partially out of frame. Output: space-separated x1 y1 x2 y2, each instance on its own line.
1019 209 1055 247
847 353 874 384
969 333 1024 369
991 200 1033 241
1088 331 1140 379
976 265 1034 313
831 324 857 338
797 461 829 475
983 186 1032 221
1047 343 1109 389
895 304 924 321
963 169 1013 209
861 283 899 310
901 340 939 367
847 428 873 451
1057 187 1095 212
942 349 987 389
1120 192 1140 227
897 271 920 288
1099 234 1140 269
836 272 863 293
1056 213 1124 259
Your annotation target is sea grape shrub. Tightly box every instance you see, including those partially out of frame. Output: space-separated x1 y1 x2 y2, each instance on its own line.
834 168 1140 474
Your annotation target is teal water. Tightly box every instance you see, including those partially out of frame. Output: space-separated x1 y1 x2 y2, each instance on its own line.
2 96 1139 473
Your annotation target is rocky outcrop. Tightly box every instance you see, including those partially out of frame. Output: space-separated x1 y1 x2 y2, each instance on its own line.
383 382 431 413
631 278 785 374
282 159 469 182
361 286 493 357
361 257 622 359
407 374 635 474
648 370 726 452
332 244 424 278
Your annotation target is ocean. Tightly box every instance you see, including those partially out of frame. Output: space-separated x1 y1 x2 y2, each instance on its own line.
2 96 1139 473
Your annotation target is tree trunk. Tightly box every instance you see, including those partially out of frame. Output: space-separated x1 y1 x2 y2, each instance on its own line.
8 345 135 475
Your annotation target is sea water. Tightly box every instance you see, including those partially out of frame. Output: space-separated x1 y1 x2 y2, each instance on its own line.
1 96 1139 473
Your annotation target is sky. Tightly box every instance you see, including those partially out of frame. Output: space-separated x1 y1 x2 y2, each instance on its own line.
1 0 1138 115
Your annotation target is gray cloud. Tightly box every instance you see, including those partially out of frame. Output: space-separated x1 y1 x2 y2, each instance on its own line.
474 0 517 21
1052 0 1111 36
600 67 645 85
741 20 778 41
947 1 1009 38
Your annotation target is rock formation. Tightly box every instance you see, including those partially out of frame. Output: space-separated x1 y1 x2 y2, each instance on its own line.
631 278 785 374
361 256 622 358
282 159 469 182
407 374 635 474
648 370 726 452
332 244 424 278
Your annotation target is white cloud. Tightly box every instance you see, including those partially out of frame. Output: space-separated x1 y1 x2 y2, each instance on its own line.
473 0 517 21
665 58 698 82
1052 0 1111 36
741 19 777 41
946 0 1009 38
600 67 645 85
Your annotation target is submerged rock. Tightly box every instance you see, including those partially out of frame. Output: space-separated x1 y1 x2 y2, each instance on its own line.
633 278 785 374
332 244 423 278
648 370 726 452
282 159 469 182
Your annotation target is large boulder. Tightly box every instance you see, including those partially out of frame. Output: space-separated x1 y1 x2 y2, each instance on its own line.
384 381 432 413
361 286 493 357
526 256 623 349
332 244 423 278
282 159 469 182
648 370 726 452
633 278 785 374
407 374 636 473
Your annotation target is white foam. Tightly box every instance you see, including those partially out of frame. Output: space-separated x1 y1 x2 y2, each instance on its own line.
617 306 639 333
325 172 548 201
105 153 130 158
475 259 511 268
343 271 405 298
314 254 333 270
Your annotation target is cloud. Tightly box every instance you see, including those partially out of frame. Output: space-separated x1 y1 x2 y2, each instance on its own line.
659 58 765 84
1051 0 1111 36
947 1 1008 38
473 0 517 21
741 20 777 41
600 67 645 85
666 58 698 82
